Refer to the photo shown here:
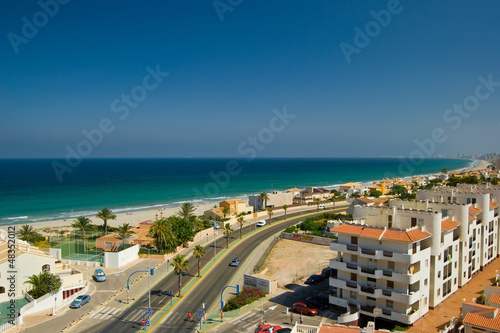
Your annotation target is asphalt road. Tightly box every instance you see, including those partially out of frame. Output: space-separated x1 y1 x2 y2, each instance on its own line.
78 206 343 333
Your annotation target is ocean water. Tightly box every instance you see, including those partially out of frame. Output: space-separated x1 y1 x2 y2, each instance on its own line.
0 158 473 225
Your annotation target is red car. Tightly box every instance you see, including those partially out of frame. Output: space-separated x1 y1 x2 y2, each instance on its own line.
255 324 283 333
292 302 318 316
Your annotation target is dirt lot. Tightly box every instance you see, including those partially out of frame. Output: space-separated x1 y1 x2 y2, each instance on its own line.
256 238 336 287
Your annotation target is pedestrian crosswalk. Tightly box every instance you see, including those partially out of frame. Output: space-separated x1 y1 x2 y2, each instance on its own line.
227 311 260 332
88 306 123 320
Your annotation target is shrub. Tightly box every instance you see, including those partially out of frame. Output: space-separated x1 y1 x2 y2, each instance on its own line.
223 286 265 311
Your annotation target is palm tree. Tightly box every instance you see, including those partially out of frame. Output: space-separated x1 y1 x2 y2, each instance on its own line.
192 245 205 277
223 223 233 248
267 208 273 225
171 254 189 297
314 198 322 211
17 224 37 244
24 273 46 298
71 216 93 240
282 204 289 220
96 208 116 235
177 202 196 221
259 192 270 210
221 207 230 220
148 218 177 252
116 223 135 250
237 216 245 239
330 197 337 208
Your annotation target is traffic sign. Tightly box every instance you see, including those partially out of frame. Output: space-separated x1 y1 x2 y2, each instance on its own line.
198 310 203 319
146 320 150 326
141 319 146 325
147 307 152 316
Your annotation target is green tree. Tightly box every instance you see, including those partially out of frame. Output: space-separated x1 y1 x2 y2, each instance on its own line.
314 198 322 211
71 216 93 240
223 223 233 248
259 192 270 210
171 254 189 297
24 270 62 299
170 215 196 247
177 202 196 221
282 204 289 220
267 207 274 225
116 223 135 250
17 224 37 244
237 216 245 239
370 190 383 198
95 208 116 235
221 207 230 219
148 217 177 252
442 168 448 174
192 245 205 277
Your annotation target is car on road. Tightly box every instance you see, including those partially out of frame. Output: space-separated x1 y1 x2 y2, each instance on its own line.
210 221 221 229
292 302 317 316
93 269 107 282
70 295 91 309
229 258 240 267
256 221 266 227
305 274 326 285
318 205 325 210
255 324 283 333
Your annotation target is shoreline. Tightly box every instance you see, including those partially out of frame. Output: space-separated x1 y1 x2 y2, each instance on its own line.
0 158 489 234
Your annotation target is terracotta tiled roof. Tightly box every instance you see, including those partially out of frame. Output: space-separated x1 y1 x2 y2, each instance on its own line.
469 206 482 215
441 218 460 232
221 199 245 204
491 202 499 209
382 229 411 242
489 294 500 305
357 197 374 204
359 228 385 239
330 224 364 235
469 214 477 222
407 228 432 242
463 306 500 331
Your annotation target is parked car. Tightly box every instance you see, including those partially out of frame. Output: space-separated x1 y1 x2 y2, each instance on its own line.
255 324 283 333
210 221 221 229
229 258 240 267
318 205 325 210
70 295 91 309
256 221 266 227
292 302 317 316
305 274 326 285
321 267 336 278
275 329 292 333
93 269 107 282
305 295 329 310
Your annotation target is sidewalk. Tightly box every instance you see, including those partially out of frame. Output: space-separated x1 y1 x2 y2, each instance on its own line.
408 256 500 333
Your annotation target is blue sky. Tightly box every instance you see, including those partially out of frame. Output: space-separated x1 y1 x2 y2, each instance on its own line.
1 0 499 158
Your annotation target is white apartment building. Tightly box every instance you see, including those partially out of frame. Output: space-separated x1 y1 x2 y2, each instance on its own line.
389 199 481 287
329 204 461 326
418 185 499 269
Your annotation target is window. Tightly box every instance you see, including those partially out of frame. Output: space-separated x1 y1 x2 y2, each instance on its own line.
106 242 112 247
387 280 394 289
424 279 428 286
411 217 417 227
0 287 5 294
454 278 457 285
386 300 393 309
424 297 428 306
352 255 357 262
350 291 357 299
367 277 376 284
388 261 395 270
351 273 357 281
438 288 441 296
472 198 477 204
351 236 358 245
42 264 50 271
413 243 417 254
455 262 457 268
438 271 441 278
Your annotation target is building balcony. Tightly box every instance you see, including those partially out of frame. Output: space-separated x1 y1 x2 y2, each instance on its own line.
331 243 415 264
329 295 349 308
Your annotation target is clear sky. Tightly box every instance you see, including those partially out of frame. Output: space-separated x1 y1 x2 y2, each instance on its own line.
1 0 499 158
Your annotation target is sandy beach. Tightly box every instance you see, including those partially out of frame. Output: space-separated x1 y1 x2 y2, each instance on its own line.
1 159 491 235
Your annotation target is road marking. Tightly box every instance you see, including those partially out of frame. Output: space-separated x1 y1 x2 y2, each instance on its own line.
228 311 255 323
88 306 122 320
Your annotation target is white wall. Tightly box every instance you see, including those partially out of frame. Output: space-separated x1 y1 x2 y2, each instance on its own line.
104 244 139 268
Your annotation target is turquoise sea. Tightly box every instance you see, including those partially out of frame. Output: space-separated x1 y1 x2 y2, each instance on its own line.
0 158 473 225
